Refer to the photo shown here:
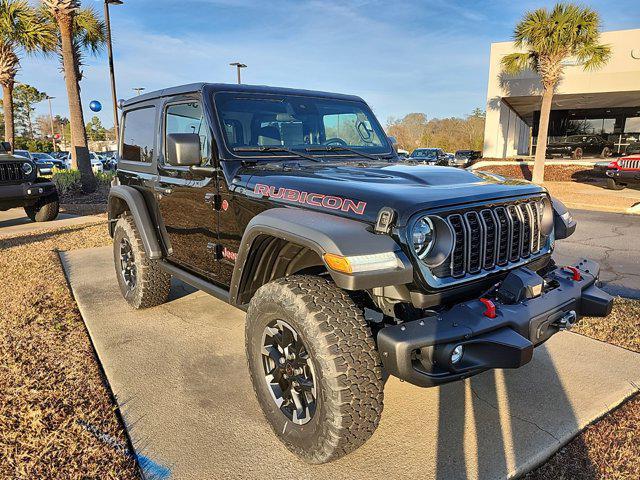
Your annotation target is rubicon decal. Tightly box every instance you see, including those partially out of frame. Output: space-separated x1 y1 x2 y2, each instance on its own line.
254 184 366 215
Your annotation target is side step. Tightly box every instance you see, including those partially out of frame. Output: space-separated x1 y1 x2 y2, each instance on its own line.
158 260 242 309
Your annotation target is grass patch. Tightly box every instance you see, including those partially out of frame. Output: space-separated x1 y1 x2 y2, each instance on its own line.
0 223 139 479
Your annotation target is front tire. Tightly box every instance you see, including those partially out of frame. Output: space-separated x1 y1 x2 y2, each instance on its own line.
606 177 626 190
24 192 59 222
601 147 612 158
572 147 583 160
245 275 384 464
113 215 171 309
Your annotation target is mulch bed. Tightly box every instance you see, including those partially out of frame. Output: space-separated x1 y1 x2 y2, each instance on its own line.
475 163 601 182
0 223 139 479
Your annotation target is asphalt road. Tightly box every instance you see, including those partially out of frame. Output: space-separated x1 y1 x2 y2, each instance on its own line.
553 209 640 299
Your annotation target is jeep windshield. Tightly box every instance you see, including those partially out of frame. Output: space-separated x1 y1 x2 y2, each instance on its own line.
213 92 392 159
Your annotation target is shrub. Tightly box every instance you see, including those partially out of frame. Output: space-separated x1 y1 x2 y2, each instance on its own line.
52 169 115 196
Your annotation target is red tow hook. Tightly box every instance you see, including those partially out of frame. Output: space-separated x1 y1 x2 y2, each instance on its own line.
563 266 582 281
479 298 497 318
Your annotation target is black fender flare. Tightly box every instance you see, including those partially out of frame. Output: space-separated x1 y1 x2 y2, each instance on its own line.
108 185 163 260
229 208 413 305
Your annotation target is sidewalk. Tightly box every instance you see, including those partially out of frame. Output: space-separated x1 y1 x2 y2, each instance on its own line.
544 180 640 214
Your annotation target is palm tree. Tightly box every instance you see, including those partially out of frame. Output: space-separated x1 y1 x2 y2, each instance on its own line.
0 0 55 148
42 0 105 193
501 3 611 183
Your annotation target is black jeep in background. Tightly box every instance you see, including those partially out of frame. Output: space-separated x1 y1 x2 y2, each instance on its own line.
545 134 614 159
108 83 613 464
0 142 59 222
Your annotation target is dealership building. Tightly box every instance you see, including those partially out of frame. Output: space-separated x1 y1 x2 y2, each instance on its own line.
483 28 640 158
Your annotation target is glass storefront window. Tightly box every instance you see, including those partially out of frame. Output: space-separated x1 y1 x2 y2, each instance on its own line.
625 117 640 133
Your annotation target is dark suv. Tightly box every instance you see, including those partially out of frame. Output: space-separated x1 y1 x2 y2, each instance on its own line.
0 142 59 222
545 134 614 159
108 83 613 464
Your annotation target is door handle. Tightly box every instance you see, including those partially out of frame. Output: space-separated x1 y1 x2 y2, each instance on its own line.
154 185 173 196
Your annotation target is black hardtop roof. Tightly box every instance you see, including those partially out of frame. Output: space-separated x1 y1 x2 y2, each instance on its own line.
122 82 366 108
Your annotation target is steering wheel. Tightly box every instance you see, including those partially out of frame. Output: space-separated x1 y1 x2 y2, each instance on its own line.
323 138 348 147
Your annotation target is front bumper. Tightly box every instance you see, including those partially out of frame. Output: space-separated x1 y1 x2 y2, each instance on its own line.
0 180 56 209
606 168 640 185
377 259 613 387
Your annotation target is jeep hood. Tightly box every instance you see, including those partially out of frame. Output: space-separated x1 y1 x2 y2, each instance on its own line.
237 163 545 225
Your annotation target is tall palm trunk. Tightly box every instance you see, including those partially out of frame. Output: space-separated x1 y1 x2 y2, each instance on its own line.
58 12 96 193
2 83 14 149
532 85 554 184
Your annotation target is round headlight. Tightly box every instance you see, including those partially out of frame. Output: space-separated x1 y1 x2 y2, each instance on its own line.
412 217 434 258
540 198 554 236
21 162 33 175
451 345 464 364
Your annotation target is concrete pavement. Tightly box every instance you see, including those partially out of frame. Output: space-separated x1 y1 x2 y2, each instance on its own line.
61 246 640 480
0 208 104 238
553 209 640 299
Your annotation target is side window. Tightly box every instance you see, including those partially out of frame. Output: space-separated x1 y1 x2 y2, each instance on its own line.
165 102 211 164
121 107 156 162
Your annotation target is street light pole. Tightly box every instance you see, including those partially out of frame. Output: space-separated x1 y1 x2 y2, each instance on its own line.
229 62 247 84
104 0 123 145
46 96 56 151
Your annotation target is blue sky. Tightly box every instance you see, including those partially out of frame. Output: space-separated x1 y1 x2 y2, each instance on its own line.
19 0 640 129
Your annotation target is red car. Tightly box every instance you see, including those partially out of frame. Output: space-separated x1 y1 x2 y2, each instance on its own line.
605 155 640 190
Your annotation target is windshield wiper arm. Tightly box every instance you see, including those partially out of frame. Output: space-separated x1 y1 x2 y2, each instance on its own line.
305 145 387 162
233 146 319 162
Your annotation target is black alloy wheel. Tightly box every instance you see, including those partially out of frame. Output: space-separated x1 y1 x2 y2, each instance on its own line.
119 237 137 291
261 319 317 425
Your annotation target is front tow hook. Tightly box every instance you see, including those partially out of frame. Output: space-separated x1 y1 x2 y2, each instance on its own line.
552 310 577 331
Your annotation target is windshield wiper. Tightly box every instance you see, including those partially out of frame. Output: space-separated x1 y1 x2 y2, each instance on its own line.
305 145 390 162
233 146 319 162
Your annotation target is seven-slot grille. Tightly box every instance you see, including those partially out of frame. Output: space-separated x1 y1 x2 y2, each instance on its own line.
0 162 26 182
442 198 547 279
619 158 640 170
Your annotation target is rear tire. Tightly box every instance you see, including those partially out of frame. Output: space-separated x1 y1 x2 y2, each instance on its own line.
245 275 384 464
113 215 171 309
601 147 611 158
24 192 59 222
572 148 583 160
606 178 625 190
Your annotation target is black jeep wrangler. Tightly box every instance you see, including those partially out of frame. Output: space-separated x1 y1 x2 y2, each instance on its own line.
0 142 59 222
108 83 613 464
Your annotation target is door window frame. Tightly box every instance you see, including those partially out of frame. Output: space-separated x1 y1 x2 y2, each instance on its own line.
160 96 213 172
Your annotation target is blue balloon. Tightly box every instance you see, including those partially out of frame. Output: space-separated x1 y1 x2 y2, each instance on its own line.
89 100 102 112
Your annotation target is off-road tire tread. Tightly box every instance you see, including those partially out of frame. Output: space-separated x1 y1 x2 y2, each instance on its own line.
606 177 625 190
246 275 384 464
24 192 59 222
113 214 171 309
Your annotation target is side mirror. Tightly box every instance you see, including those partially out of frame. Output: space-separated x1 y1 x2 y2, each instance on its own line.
388 135 399 152
166 133 201 166
1 141 11 153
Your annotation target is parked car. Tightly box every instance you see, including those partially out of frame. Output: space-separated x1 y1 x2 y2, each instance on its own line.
407 147 448 165
396 148 409 159
453 150 482 167
0 141 59 221
62 152 104 173
624 142 640 156
108 82 612 464
33 152 65 171
545 134 614 159
605 155 640 190
13 149 32 160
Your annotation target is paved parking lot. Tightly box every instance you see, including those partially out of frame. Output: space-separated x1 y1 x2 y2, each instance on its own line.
62 246 640 480
553 209 640 299
0 208 104 238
